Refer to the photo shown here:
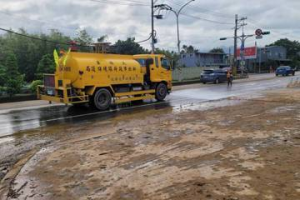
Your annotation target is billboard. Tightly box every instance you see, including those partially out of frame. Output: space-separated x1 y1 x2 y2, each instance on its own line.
236 46 257 60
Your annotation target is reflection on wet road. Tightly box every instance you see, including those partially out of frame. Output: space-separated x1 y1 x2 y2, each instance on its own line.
0 76 296 139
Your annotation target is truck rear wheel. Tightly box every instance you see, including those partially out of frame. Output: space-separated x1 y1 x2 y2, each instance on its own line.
155 83 167 101
93 89 112 110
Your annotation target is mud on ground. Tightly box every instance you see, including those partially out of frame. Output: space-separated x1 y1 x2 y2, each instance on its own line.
2 89 300 200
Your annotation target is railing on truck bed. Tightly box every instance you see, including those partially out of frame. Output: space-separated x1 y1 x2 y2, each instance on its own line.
37 74 89 104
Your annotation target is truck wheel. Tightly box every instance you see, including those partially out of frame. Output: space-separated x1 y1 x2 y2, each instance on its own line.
93 89 112 110
155 83 167 101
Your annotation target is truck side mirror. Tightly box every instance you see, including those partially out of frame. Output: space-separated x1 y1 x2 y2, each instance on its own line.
171 60 176 70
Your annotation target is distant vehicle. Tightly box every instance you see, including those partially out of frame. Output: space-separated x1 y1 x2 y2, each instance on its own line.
275 66 295 76
200 69 227 84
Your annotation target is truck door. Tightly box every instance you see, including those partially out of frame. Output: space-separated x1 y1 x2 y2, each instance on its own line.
148 56 171 83
159 57 172 82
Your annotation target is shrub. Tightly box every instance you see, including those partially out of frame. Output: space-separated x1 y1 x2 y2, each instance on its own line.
30 80 43 93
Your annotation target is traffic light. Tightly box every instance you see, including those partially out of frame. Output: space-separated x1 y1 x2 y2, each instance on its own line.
262 31 270 35
220 38 227 40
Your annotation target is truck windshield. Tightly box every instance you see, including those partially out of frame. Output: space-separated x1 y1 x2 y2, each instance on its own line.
161 58 171 70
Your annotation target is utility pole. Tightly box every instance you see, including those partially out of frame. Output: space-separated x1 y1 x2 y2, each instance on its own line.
239 17 247 77
233 14 238 74
221 17 270 76
151 0 155 53
259 47 262 73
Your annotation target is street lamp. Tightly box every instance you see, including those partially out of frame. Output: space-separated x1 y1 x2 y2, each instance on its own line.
155 0 195 54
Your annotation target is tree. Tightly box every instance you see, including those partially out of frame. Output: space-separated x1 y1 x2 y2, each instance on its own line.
113 38 148 55
0 29 72 82
36 54 55 79
209 48 225 54
4 53 24 97
268 38 300 68
75 29 93 46
181 45 196 54
0 64 5 86
155 48 179 68
268 38 300 58
97 35 108 43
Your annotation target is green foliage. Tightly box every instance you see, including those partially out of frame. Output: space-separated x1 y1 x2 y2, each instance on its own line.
291 55 300 69
36 54 55 79
0 86 5 96
209 48 225 54
97 35 108 43
4 53 24 97
155 48 179 68
268 38 300 68
113 38 148 55
72 29 94 52
0 64 5 86
0 28 72 82
155 49 178 60
30 80 43 93
181 45 196 54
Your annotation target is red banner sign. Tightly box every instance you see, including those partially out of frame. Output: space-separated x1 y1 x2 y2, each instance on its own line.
236 46 257 60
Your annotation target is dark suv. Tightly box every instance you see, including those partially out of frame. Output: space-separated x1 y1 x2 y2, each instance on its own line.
200 69 227 84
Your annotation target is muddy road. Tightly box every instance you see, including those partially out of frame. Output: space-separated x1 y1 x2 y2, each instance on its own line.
0 74 300 200
0 74 294 138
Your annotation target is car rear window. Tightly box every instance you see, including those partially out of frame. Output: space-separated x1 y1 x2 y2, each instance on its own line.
203 70 214 74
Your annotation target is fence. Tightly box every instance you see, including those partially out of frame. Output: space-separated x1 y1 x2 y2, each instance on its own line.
172 66 219 82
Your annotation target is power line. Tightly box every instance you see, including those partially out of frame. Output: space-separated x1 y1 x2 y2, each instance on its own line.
0 27 82 46
0 27 152 49
167 0 233 19
87 0 149 7
181 13 233 25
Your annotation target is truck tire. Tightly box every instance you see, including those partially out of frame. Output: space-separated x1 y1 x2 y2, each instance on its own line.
155 83 167 101
93 89 112 110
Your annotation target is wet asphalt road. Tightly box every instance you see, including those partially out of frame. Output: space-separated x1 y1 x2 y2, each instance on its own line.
0 75 297 141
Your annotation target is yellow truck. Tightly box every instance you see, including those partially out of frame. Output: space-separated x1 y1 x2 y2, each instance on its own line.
37 52 172 110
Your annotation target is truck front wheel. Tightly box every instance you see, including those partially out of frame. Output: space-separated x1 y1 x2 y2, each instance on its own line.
155 83 167 101
93 89 112 110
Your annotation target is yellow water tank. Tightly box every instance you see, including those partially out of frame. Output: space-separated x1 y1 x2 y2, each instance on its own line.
57 52 144 89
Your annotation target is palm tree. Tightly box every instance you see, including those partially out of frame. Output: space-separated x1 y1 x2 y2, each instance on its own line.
97 35 108 43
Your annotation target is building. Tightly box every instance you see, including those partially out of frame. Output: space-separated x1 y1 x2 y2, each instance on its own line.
246 46 290 72
179 46 289 73
180 52 228 68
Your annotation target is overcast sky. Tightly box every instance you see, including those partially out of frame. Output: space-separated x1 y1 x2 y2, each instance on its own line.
0 0 299 52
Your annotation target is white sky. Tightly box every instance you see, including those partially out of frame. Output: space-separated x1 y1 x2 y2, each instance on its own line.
0 0 299 52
